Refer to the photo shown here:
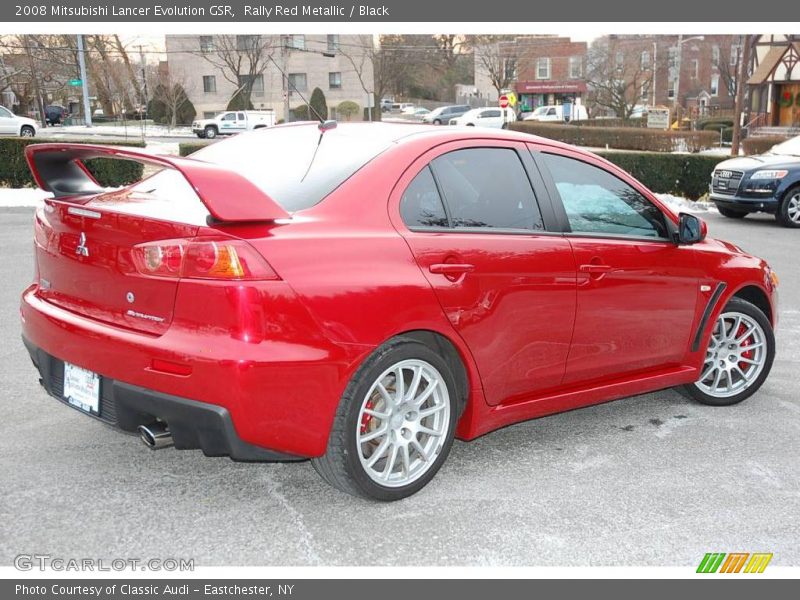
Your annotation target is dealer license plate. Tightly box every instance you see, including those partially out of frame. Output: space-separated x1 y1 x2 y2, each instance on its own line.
63 362 100 415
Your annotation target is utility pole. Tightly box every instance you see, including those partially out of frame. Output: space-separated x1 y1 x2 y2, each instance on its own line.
731 35 753 157
137 45 148 136
77 34 92 127
24 35 47 128
281 38 290 123
673 34 683 126
652 40 657 108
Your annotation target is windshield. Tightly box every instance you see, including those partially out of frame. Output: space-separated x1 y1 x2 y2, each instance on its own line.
130 125 398 212
769 135 800 156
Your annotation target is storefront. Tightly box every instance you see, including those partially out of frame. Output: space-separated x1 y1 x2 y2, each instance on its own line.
748 37 800 128
515 80 587 111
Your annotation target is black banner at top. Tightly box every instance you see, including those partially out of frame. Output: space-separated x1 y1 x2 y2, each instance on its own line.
2 0 798 22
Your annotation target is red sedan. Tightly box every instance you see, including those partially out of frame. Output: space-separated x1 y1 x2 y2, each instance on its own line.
21 123 778 500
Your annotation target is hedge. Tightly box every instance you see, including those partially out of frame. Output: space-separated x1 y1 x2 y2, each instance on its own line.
179 141 216 156
594 151 725 199
510 121 718 152
0 137 146 188
742 136 788 156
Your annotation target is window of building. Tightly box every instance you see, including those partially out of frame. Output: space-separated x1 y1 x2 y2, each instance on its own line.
668 46 678 69
711 74 719 96
641 82 649 100
287 35 305 50
238 74 264 97
327 35 339 53
667 79 676 99
503 58 517 81
199 36 215 53
730 44 742 66
712 45 720 65
691 59 699 79
202 75 216 94
569 55 583 79
640 50 650 69
288 73 307 92
236 35 260 52
329 72 342 89
537 57 551 80
615 51 624 71
430 148 544 231
540 153 668 239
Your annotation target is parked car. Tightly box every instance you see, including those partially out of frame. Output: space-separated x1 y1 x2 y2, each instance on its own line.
449 107 517 128
400 105 420 115
22 124 778 501
380 98 395 112
710 135 800 227
422 105 471 125
523 104 588 123
192 110 276 138
0 105 37 137
44 105 67 126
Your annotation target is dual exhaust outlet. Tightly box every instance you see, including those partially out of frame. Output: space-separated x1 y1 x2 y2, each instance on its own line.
137 422 173 450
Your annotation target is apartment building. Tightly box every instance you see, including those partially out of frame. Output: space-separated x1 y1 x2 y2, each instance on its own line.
165 34 374 121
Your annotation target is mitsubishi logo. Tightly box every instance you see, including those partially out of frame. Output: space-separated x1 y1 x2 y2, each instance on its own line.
75 232 89 257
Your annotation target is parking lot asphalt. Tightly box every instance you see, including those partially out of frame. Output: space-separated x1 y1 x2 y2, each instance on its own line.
0 206 798 567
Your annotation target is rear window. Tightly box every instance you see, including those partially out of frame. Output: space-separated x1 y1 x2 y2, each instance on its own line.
131 125 396 213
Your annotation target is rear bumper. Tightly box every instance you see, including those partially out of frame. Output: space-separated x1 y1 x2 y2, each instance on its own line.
20 283 371 458
23 338 301 462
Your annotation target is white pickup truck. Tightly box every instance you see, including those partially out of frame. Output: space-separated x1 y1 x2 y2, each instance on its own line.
192 110 276 139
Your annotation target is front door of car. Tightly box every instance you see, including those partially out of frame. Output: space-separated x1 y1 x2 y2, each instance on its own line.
533 147 701 386
393 141 577 406
0 106 15 135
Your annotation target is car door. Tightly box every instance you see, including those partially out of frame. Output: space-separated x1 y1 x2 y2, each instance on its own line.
218 112 237 133
533 147 702 386
392 140 577 406
0 106 15 135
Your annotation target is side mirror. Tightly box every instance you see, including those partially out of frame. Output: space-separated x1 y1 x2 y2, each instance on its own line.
677 213 707 244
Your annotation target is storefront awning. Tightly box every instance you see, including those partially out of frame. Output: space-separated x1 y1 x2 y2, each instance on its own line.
516 80 587 93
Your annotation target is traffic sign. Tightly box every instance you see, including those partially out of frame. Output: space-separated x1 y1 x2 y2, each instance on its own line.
499 95 509 108
69 79 82 86
507 92 517 107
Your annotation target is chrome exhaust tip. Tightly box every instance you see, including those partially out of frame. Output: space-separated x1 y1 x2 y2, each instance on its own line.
138 422 173 450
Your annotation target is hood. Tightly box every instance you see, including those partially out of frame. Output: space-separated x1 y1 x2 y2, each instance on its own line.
715 153 800 172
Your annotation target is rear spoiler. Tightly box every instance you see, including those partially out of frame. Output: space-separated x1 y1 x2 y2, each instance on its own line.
24 143 290 223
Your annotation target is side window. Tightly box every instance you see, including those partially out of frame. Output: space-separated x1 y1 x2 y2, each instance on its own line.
221 113 235 121
540 152 668 238
400 167 449 228
237 112 245 120
547 108 556 116
431 148 544 231
484 109 501 118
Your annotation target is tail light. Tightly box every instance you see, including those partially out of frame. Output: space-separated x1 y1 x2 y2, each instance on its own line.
131 238 279 280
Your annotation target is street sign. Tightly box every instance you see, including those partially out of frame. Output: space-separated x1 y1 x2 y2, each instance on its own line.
69 79 82 87
507 92 517 107
499 95 509 108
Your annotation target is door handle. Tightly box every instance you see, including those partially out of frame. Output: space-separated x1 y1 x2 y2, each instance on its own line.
579 264 612 274
429 263 475 275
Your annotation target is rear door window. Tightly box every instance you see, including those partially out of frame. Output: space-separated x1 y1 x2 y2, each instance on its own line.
399 167 449 228
431 148 544 231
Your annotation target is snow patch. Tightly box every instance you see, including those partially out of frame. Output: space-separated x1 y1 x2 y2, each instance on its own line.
655 193 716 214
0 188 53 208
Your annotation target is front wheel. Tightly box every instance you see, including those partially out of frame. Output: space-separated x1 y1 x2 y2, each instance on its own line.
204 126 218 139
312 338 458 501
680 297 775 406
776 186 800 228
20 126 35 138
718 206 747 219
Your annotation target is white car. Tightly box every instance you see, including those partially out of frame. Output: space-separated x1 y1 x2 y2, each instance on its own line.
449 107 517 128
523 104 588 123
192 110 276 139
0 105 37 137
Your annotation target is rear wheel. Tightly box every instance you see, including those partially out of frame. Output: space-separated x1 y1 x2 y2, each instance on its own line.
312 338 458 501
680 297 774 406
776 186 800 228
718 206 747 219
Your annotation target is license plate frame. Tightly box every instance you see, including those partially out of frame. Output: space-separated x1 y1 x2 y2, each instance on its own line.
63 362 101 415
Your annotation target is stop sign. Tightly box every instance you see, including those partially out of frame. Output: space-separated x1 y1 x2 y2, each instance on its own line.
499 95 509 108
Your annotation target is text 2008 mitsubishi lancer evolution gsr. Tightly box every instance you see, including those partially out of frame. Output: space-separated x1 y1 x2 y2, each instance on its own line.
21 123 778 500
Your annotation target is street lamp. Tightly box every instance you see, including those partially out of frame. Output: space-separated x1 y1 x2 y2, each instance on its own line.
673 35 704 124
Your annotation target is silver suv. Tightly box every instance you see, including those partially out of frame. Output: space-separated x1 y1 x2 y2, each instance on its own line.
422 105 472 125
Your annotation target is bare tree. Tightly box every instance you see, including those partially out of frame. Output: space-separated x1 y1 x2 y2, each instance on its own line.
151 66 193 128
336 34 375 116
713 36 743 99
472 35 519 96
196 34 277 108
586 37 656 120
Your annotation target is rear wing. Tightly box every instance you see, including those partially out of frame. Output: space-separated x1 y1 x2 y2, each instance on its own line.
24 143 290 223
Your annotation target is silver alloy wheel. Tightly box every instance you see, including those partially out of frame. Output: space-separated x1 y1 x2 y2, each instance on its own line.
356 358 450 488
695 311 767 398
20 128 34 137
787 192 800 224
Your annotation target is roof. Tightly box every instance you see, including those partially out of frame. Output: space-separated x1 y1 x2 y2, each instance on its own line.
748 42 800 84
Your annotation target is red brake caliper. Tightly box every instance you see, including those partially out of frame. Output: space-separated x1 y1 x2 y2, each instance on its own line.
737 323 752 370
360 400 374 434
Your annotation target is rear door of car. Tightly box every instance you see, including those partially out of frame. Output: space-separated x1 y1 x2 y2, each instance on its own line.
530 144 702 386
391 139 577 406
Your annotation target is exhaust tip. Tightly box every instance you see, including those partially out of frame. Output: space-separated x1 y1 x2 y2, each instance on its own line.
138 422 173 450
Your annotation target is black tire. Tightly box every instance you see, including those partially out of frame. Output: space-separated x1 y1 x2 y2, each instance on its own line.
19 126 35 138
679 297 775 406
204 126 218 139
775 185 800 228
312 337 458 501
432 119 441 125
196 132 206 139
717 206 747 219
466 123 475 127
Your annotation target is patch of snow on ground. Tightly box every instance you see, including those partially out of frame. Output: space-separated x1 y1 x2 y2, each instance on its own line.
656 193 716 214
41 124 194 138
0 188 52 208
